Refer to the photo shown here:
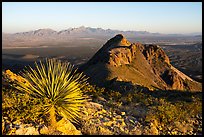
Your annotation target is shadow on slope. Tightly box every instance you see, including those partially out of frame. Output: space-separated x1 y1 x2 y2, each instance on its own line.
101 80 202 103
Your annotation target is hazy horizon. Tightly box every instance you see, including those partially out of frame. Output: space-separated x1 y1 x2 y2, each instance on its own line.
2 26 202 35
3 2 202 34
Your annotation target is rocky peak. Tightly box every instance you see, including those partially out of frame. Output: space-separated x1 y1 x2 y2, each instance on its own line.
13 29 57 36
70 26 87 33
82 34 202 91
86 34 143 67
86 34 170 68
33 29 57 35
106 34 131 48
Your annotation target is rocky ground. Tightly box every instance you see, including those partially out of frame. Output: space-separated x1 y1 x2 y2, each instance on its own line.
2 70 202 135
2 95 202 135
79 96 202 135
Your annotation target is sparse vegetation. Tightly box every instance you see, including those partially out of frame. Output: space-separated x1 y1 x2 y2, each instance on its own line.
2 67 202 135
89 83 202 135
3 59 89 134
2 87 46 134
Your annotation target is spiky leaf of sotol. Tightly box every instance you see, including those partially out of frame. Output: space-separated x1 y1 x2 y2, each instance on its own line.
15 58 88 124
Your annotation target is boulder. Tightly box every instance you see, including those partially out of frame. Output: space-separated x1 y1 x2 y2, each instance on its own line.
15 125 39 135
56 118 82 135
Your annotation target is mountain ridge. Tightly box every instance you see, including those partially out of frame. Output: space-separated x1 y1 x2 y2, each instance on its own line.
3 26 201 36
81 34 202 92
3 27 202 48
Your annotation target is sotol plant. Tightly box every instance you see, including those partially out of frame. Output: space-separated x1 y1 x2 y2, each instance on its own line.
15 58 88 128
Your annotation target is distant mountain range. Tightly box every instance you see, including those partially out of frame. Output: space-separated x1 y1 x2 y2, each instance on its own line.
2 26 202 48
3 26 201 37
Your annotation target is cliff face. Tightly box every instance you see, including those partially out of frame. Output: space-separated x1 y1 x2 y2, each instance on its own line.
108 43 144 67
81 34 202 92
143 44 170 65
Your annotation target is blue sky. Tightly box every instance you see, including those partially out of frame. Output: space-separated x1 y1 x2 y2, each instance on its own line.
2 2 202 34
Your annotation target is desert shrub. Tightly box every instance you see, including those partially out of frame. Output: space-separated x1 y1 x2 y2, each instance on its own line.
2 70 46 126
146 100 183 123
2 87 46 125
106 90 122 101
145 95 202 134
120 89 153 106
14 58 88 128
83 84 105 98
111 91 122 99
124 93 133 104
